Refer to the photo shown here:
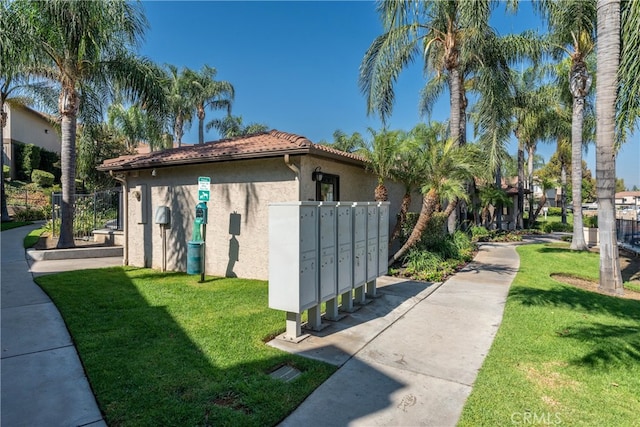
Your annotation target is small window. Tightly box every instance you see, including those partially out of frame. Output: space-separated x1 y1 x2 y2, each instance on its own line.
316 173 340 201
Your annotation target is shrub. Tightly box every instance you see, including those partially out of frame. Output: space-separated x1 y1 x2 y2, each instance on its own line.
31 169 54 187
583 215 598 228
13 207 47 221
22 144 41 180
547 207 562 216
542 222 573 233
38 149 61 182
3 165 9 179
470 226 490 242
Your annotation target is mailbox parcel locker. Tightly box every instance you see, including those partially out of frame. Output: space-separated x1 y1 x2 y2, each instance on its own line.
318 202 337 303
268 202 318 313
366 203 379 282
336 203 353 294
352 203 368 288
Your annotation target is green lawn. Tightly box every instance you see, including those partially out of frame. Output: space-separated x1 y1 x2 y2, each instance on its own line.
458 243 640 426
1 220 32 231
36 269 336 426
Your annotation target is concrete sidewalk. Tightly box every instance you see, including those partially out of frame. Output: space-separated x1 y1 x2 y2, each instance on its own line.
275 242 519 427
1 224 120 427
2 223 520 427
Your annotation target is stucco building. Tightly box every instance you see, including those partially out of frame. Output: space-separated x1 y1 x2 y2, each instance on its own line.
2 105 60 179
98 130 418 280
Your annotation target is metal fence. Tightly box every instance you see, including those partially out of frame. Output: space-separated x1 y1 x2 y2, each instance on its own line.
52 188 122 239
617 218 640 248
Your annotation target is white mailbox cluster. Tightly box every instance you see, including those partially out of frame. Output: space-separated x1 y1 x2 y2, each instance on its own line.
268 201 390 341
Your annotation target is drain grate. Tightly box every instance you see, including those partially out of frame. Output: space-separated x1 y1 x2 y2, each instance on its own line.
269 365 301 383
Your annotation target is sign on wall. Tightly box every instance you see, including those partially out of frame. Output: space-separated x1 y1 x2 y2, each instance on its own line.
198 176 211 202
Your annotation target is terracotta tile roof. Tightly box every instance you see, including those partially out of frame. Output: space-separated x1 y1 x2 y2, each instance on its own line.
98 130 366 171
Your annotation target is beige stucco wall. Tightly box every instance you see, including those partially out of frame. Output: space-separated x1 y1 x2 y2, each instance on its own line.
4 105 60 178
121 154 421 280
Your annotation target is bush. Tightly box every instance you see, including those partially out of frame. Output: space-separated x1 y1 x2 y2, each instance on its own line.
22 144 41 180
3 165 9 179
547 207 562 216
542 222 573 233
470 226 490 242
31 169 54 187
13 207 47 221
584 215 598 228
38 149 61 182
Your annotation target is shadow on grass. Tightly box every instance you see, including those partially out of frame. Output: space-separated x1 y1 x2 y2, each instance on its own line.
559 323 640 368
510 285 640 369
511 285 640 322
36 267 402 426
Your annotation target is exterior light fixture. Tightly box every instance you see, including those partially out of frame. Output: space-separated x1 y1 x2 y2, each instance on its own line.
151 169 157 177
312 167 323 181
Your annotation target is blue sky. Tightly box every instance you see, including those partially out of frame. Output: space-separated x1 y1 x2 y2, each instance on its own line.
139 1 639 189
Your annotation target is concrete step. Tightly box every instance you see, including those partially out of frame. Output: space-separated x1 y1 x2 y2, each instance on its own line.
27 246 123 261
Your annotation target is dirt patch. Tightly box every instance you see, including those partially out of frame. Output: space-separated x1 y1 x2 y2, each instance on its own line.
551 272 640 301
520 362 579 391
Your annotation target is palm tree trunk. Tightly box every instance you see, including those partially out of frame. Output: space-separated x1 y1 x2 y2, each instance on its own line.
570 95 588 250
495 167 502 230
390 191 411 246
561 163 568 224
447 68 463 233
532 193 547 223
517 140 525 229
389 189 437 266
527 143 536 225
174 114 183 147
449 69 462 147
596 0 623 294
197 106 205 144
57 88 78 248
1 109 10 222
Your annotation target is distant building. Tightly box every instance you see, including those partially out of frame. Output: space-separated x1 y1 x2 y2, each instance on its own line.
615 191 640 209
2 105 60 179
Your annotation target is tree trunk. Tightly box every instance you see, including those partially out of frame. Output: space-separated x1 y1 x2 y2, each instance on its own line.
197 105 205 144
389 189 437 266
57 87 78 248
527 143 536 225
596 0 623 294
174 114 183 147
447 68 462 233
517 140 525 229
561 163 568 224
495 168 502 230
570 94 588 250
1 108 10 222
390 191 411 246
532 193 547 223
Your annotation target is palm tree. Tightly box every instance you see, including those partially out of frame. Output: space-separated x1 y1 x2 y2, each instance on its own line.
107 103 146 152
321 130 365 153
389 122 475 265
206 115 269 139
12 0 165 247
595 0 623 293
164 64 194 147
536 0 596 250
359 128 404 202
389 124 433 244
185 65 234 145
617 1 640 143
360 0 496 146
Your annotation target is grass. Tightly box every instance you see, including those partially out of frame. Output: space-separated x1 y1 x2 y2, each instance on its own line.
35 268 336 426
1 220 32 231
458 243 640 426
23 226 46 248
